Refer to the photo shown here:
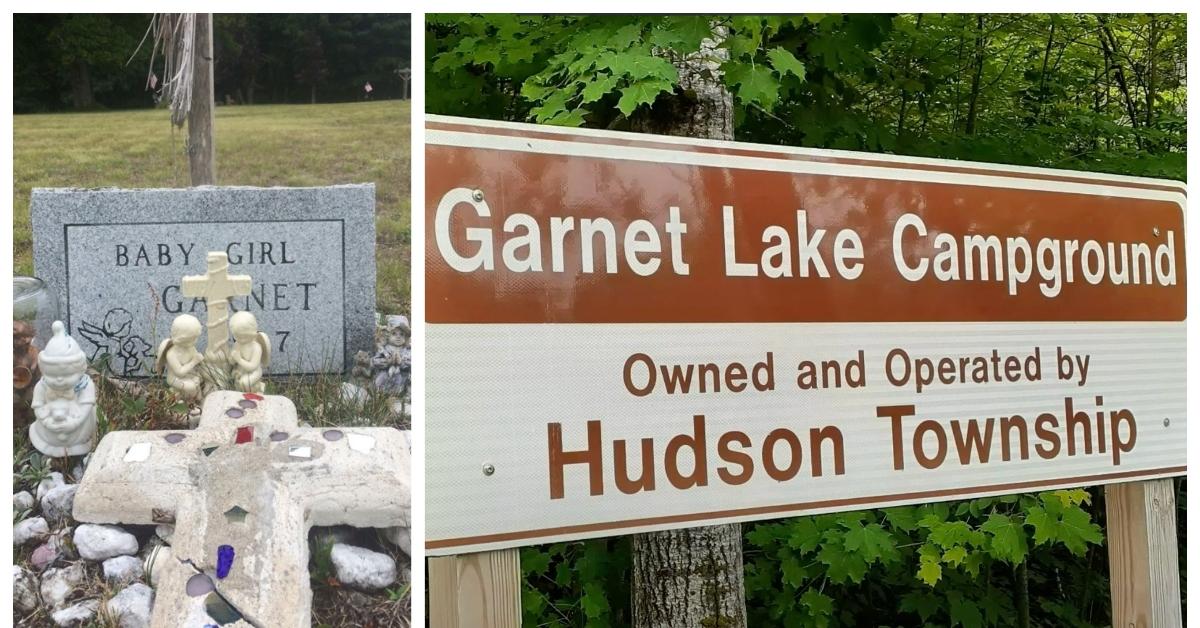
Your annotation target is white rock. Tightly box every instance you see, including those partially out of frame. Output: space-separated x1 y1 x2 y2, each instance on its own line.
74 524 138 561
330 543 397 590
36 472 66 501
102 555 144 584
106 583 153 628
14 490 35 513
40 563 85 609
383 526 411 556
41 484 77 523
14 517 50 545
154 524 174 545
51 600 98 626
13 565 39 613
341 382 369 406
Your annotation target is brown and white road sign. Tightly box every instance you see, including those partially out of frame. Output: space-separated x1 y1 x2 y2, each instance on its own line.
425 115 1186 555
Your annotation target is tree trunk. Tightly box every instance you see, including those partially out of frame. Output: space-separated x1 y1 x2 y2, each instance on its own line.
188 13 217 185
310 84 318 104
964 15 985 135
1033 20 1056 125
69 60 95 110
627 26 746 628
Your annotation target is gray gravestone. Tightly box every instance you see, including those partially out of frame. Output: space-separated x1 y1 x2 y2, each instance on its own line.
32 185 375 377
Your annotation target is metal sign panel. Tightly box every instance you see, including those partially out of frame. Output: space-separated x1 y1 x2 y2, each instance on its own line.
425 115 1186 555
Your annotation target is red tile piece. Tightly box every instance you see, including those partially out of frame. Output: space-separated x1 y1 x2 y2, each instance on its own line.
243 393 263 401
235 426 253 444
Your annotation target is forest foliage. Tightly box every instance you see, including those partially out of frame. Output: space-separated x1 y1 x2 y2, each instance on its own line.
14 13 411 112
428 14 1185 180
426 14 1187 627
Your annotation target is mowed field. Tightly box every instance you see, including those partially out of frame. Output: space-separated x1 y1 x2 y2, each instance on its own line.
13 100 411 313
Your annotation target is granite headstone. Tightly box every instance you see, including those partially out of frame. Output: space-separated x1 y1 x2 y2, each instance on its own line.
31 185 375 377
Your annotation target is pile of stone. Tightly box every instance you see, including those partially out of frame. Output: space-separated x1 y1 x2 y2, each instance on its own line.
13 472 152 627
14 467 410 627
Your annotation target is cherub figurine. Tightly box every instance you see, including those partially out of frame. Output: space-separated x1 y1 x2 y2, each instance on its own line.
229 311 270 393
30 321 97 457
156 314 206 401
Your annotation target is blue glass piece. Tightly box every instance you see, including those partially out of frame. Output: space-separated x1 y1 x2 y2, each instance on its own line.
216 545 235 579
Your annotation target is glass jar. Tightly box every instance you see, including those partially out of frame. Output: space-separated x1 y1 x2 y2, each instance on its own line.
14 277 60 426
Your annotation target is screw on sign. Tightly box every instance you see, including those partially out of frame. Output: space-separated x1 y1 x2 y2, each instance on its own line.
73 391 410 627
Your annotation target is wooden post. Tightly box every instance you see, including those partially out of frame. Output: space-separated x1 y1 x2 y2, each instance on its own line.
188 12 216 185
429 549 521 628
1105 479 1181 627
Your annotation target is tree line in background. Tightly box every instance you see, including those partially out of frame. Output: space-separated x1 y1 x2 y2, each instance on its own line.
14 13 411 113
428 14 1185 180
428 14 1186 627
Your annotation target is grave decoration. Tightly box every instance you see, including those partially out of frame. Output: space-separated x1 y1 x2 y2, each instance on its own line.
29 321 98 457
72 390 412 627
156 251 271 399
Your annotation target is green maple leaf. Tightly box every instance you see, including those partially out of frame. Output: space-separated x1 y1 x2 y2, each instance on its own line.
781 555 807 588
649 16 712 52
817 543 868 584
900 591 941 621
1025 506 1057 546
580 582 610 619
605 22 645 49
942 546 969 567
843 523 899 565
948 593 984 628
981 514 1028 564
800 589 834 617
766 47 807 80
725 62 780 109
1057 506 1104 555
543 108 587 127
581 74 619 103
608 51 679 82
521 549 551 576
917 557 942 587
929 521 974 549
616 78 673 116
883 505 920 532
1052 488 1091 508
786 518 823 554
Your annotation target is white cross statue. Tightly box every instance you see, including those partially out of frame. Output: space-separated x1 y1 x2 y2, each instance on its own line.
73 391 411 627
182 252 252 364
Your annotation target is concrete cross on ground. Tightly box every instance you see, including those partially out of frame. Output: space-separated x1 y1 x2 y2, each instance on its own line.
73 391 411 627
182 252 252 364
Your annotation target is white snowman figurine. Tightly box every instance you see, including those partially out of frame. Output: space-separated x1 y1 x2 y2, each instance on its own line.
29 321 98 457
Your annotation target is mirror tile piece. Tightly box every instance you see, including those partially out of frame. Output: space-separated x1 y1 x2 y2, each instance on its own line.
123 442 152 462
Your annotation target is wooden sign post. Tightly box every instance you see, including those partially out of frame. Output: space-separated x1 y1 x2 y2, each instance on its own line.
1106 479 1182 626
429 550 521 628
424 115 1186 626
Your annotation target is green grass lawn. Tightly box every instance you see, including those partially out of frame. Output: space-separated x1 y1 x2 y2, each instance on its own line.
13 100 411 313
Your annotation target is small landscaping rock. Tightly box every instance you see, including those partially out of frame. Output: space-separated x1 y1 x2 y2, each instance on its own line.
102 555 144 584
330 543 397 590
51 599 98 626
40 563 85 609
41 484 77 523
36 472 66 501
30 540 62 570
13 565 39 613
341 381 369 406
14 516 50 545
14 490 35 513
155 524 174 545
107 583 153 628
74 524 139 561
